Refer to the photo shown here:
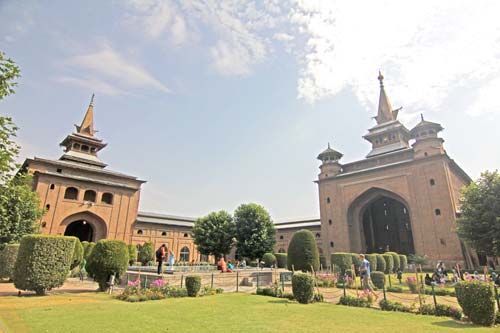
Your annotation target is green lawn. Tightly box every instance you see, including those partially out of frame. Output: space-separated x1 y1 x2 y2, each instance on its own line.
0 292 494 332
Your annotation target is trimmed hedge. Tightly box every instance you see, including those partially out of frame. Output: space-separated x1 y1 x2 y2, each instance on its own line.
275 253 287 268
370 271 385 289
128 244 138 265
262 253 276 268
138 241 154 265
456 281 496 326
399 254 407 271
84 242 95 260
350 253 361 273
13 235 76 295
380 299 411 312
365 254 378 272
338 295 371 308
375 254 386 274
292 273 314 304
331 253 352 274
385 252 400 273
70 238 84 270
86 240 129 291
382 254 394 274
0 244 19 280
287 230 319 272
185 275 202 297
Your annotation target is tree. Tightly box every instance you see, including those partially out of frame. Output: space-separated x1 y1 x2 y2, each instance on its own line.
234 203 276 260
457 170 500 257
137 241 154 265
287 230 319 272
192 210 235 260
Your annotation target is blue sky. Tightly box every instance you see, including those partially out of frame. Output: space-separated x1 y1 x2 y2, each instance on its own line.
1 0 499 221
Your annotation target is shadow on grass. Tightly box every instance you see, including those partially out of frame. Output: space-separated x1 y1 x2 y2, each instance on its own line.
431 320 483 329
266 299 291 304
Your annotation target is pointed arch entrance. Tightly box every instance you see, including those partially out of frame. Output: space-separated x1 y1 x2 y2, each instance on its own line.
59 212 108 242
64 221 94 242
348 188 415 254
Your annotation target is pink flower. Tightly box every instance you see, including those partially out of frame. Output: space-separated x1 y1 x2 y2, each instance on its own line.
128 280 140 286
151 279 164 287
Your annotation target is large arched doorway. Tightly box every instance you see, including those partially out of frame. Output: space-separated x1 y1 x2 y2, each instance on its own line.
361 197 415 254
64 220 94 242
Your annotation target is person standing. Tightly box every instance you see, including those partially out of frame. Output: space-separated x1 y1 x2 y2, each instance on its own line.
168 250 175 270
359 254 378 300
156 244 166 275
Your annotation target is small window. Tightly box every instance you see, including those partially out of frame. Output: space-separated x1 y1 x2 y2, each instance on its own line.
84 190 96 202
73 143 81 149
430 179 435 186
326 197 331 204
101 192 113 205
440 238 446 246
45 204 50 210
183 233 189 238
49 184 55 190
81 145 89 152
137 229 143 235
330 241 334 248
325 174 328 177
424 152 428 157
161 231 167 236
64 187 78 200
41 222 47 228
57 168 62 173
315 233 321 238
279 235 284 240
180 246 190 262
328 219 332 225
435 209 441 216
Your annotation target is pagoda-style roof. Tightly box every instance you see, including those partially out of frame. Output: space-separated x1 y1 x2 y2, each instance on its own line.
317 143 343 161
410 114 444 137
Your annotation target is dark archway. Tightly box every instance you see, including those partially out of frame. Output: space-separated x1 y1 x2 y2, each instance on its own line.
362 196 415 254
64 220 94 242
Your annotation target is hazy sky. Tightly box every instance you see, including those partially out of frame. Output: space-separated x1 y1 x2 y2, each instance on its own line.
1 1 499 221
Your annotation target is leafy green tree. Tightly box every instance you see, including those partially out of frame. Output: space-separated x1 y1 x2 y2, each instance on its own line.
138 241 154 265
192 210 235 260
457 170 500 257
234 203 276 260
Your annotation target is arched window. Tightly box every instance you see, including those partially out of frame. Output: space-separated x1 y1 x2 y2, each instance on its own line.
101 192 113 205
73 143 81 150
41 222 47 228
328 219 332 225
81 145 89 152
161 231 167 236
64 187 79 200
183 233 189 238
430 179 436 186
327 197 331 204
330 241 334 248
278 248 286 253
279 235 284 240
50 184 55 190
84 190 96 202
435 209 441 216
180 246 190 262
137 229 143 235
315 233 321 238
45 204 50 210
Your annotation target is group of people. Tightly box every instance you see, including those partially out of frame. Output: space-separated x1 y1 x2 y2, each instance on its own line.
217 257 238 272
156 244 175 275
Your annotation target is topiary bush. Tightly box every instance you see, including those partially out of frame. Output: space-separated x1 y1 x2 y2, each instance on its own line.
86 240 129 291
292 273 314 304
350 253 360 274
70 238 83 270
13 235 76 295
385 252 400 273
399 254 407 271
287 230 319 272
262 253 276 268
434 304 463 320
138 241 154 265
185 275 202 297
275 253 287 268
84 242 95 260
0 244 19 280
365 254 378 272
456 281 497 326
382 254 394 274
331 253 352 274
375 254 386 274
81 241 89 255
338 295 371 308
128 244 138 266
379 299 411 312
370 271 385 289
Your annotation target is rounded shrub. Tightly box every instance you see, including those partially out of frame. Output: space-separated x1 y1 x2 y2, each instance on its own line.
262 253 277 268
0 244 20 280
81 241 89 253
275 253 287 268
128 244 138 265
330 252 352 274
370 271 385 289
84 242 95 260
350 253 361 273
385 252 400 273
292 273 314 304
365 254 378 272
375 254 386 273
70 238 83 270
13 235 76 295
287 230 319 272
456 281 496 326
138 241 154 265
185 275 202 297
398 254 407 271
86 240 129 291
382 254 393 274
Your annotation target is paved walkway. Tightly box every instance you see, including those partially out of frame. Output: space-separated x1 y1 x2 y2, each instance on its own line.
0 278 99 296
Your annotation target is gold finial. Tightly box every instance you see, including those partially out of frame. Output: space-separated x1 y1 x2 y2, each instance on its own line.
420 113 424 121
378 70 384 86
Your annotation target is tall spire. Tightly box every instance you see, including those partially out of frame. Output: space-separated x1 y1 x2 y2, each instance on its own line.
376 71 394 124
76 94 95 136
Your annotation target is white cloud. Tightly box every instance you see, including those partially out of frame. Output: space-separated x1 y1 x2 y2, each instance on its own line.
64 44 170 95
273 33 294 42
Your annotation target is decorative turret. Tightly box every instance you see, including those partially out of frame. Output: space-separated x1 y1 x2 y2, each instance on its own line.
363 71 410 158
59 94 107 168
410 114 445 159
317 143 343 179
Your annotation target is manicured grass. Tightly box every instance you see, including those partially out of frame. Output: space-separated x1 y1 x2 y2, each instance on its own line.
0 292 493 332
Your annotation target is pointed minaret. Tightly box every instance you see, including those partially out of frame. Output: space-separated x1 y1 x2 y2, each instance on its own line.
410 113 445 159
75 94 95 136
317 142 343 179
375 71 394 124
59 94 107 168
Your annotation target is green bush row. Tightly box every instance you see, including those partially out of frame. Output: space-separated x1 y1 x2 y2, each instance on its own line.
274 253 287 268
338 295 371 308
379 299 411 312
331 252 407 274
262 253 276 268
